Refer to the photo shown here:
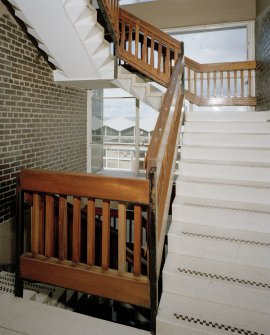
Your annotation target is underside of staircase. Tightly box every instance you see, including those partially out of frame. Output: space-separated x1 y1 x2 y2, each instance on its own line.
157 111 270 335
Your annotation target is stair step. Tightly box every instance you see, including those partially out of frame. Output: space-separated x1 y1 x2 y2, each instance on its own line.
163 253 270 314
157 292 270 335
184 120 270 133
181 145 270 165
179 161 270 185
172 201 270 232
168 222 270 268
185 111 270 122
176 179 270 208
183 132 270 147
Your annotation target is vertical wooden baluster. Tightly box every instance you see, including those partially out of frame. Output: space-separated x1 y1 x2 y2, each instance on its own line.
200 72 203 97
102 200 110 269
87 199 95 266
134 205 142 276
120 18 125 50
149 35 154 68
234 70 238 96
32 193 40 256
72 197 81 263
128 22 132 53
220 72 224 97
135 21 139 59
157 42 162 74
118 202 126 274
45 195 54 257
38 198 45 255
59 196 67 261
165 46 170 78
187 67 191 92
248 69 252 97
142 33 147 63
194 71 197 95
213 71 217 97
241 70 244 97
207 72 210 98
227 71 231 97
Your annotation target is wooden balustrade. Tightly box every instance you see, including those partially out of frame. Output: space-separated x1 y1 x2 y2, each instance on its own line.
118 9 182 87
185 57 257 106
16 169 150 307
97 0 120 43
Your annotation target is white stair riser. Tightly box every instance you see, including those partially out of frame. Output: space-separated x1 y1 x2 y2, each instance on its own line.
168 233 270 269
179 162 270 184
183 133 270 147
176 180 270 206
172 203 270 233
184 121 270 133
181 146 270 164
185 111 270 122
157 320 206 335
163 271 270 314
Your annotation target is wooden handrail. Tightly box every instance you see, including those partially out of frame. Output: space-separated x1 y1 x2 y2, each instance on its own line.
185 57 257 106
118 8 182 87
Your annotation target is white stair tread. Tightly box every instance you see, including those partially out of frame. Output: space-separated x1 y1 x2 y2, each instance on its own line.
169 221 270 245
157 292 270 335
172 201 270 233
168 221 270 268
184 121 270 133
0 293 149 335
185 111 270 122
163 253 270 313
179 161 270 186
176 180 270 208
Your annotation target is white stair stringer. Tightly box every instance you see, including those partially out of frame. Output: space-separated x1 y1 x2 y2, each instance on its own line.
158 110 270 335
112 66 164 111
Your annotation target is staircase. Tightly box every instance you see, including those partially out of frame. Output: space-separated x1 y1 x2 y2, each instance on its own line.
157 111 270 335
4 0 164 111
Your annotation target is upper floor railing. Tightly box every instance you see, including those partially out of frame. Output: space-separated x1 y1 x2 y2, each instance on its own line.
185 57 257 107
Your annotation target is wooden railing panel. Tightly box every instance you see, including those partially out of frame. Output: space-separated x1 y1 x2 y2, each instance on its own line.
102 200 111 269
32 193 41 256
72 197 81 263
185 57 257 106
87 199 95 266
59 196 67 261
118 202 126 274
134 205 142 276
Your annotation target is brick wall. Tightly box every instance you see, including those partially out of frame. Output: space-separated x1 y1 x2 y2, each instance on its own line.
0 13 87 224
256 5 270 110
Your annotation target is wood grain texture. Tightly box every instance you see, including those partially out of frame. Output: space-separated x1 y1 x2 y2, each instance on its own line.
134 205 142 276
87 199 95 266
45 195 54 257
118 202 126 274
20 254 150 308
59 196 67 261
20 169 149 204
102 200 110 269
32 193 41 256
72 197 81 263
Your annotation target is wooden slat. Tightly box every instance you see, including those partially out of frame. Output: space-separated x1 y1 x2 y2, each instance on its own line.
241 70 244 97
32 193 41 256
87 199 95 266
220 71 224 97
120 18 125 50
213 71 216 97
128 21 132 53
118 202 126 274
39 199 45 255
234 70 238 97
20 254 150 308
200 72 203 97
59 196 67 261
187 67 191 91
157 42 162 73
227 71 231 97
150 35 154 68
72 197 81 263
248 69 252 97
194 71 197 95
165 46 170 76
102 200 110 269
134 205 142 276
45 195 54 258
135 21 139 58
20 170 149 204
142 32 147 63
207 72 210 98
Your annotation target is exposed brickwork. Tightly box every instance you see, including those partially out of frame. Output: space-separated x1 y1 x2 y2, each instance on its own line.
256 5 270 110
0 14 87 223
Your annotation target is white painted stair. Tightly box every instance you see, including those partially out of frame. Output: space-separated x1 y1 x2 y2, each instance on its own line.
6 0 164 111
157 111 270 335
